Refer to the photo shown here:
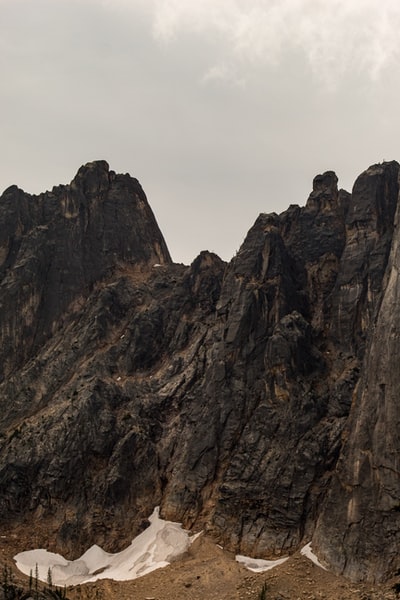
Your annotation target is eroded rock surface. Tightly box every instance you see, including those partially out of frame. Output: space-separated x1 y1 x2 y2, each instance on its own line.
0 160 398 583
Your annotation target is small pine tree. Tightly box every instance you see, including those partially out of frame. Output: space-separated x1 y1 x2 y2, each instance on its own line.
258 581 268 600
2 564 9 595
1 565 16 600
47 566 53 588
29 568 33 593
35 562 39 600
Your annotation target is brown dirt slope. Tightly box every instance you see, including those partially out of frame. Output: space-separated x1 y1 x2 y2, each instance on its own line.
1 534 398 600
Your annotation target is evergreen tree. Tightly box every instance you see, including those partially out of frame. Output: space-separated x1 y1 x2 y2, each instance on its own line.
35 562 39 600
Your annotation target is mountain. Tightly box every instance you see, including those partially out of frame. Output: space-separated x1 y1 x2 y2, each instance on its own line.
0 160 399 584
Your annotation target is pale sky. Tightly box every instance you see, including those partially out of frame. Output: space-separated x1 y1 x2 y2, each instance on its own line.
1 0 400 264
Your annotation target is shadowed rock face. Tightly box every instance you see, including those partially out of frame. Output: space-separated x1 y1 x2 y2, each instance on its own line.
313 166 400 581
0 160 399 583
0 161 171 383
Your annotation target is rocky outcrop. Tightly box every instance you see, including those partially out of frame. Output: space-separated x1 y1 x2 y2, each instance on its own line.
0 160 399 583
0 160 171 387
313 165 400 581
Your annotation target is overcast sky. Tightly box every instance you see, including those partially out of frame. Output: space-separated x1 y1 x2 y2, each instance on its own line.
1 0 400 264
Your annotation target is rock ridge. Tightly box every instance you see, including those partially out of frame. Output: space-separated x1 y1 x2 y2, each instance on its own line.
0 160 399 584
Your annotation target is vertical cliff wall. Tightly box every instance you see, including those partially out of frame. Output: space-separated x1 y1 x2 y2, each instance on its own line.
313 168 400 581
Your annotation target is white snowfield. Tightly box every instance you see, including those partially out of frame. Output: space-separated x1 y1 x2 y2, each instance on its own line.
14 508 327 586
14 508 193 586
300 542 327 570
235 554 289 572
237 541 327 573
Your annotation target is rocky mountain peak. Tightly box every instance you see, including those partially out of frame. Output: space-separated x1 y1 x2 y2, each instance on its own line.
312 170 338 191
0 161 399 585
0 162 171 382
306 170 339 212
71 159 112 196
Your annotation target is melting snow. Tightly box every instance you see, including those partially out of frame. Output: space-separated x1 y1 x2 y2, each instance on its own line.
13 509 328 586
14 508 194 586
235 554 288 573
237 541 328 573
300 542 327 570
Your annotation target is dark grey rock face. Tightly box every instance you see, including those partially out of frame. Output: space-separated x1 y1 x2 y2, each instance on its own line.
0 160 398 583
313 167 400 581
0 160 171 384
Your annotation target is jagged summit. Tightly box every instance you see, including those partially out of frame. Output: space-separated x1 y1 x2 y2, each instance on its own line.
0 162 171 382
0 161 399 584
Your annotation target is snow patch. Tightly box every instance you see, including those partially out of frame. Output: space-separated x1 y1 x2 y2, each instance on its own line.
300 542 327 570
236 554 288 573
14 508 195 586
